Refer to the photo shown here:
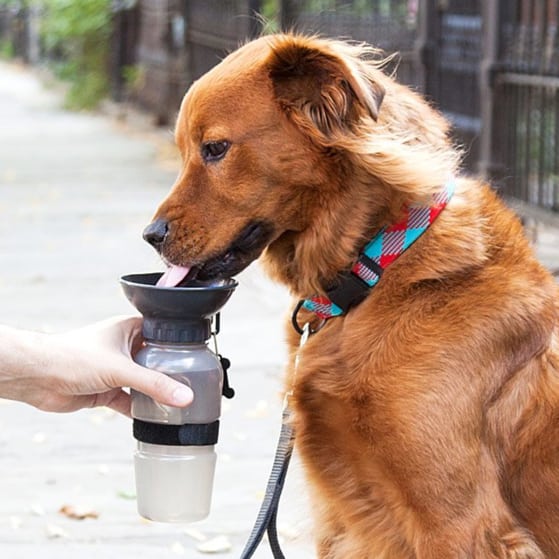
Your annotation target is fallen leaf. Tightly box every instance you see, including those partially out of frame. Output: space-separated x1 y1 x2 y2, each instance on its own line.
183 527 207 542
89 407 116 425
59 504 99 520
32 432 46 444
245 400 269 418
3 169 16 182
29 274 46 285
197 535 232 554
278 522 299 540
45 523 69 539
29 504 45 517
89 414 104 425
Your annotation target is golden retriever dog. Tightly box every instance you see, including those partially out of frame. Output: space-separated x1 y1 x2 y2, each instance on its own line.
143 33 559 558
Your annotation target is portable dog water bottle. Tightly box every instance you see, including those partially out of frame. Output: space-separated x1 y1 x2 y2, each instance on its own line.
120 273 237 523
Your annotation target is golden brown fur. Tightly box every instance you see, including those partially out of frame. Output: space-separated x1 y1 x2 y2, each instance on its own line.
148 34 559 558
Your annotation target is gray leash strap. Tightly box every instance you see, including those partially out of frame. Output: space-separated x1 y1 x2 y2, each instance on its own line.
239 407 294 559
239 324 309 559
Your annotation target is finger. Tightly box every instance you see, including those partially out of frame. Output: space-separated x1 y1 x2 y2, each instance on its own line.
130 329 145 357
116 316 144 355
96 388 132 417
116 365 193 407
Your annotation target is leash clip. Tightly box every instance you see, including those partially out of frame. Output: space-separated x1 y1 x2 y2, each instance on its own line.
283 322 310 411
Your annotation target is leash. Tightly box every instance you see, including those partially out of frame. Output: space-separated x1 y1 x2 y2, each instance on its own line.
239 325 310 559
238 405 294 559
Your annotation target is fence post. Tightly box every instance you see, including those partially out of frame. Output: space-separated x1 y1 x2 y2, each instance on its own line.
414 0 440 97
248 0 262 37
478 0 500 180
279 0 298 31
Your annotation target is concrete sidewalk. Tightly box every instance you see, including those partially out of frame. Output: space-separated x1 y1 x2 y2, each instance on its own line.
0 61 312 559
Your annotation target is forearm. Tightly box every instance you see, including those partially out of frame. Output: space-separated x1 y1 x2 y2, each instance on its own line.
0 325 51 405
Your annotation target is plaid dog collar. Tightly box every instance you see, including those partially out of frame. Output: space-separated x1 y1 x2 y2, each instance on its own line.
293 179 456 331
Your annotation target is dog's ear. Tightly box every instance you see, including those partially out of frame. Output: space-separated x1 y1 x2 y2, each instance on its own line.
267 36 385 138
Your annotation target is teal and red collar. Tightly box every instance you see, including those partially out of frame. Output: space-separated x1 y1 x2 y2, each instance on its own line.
292 179 456 333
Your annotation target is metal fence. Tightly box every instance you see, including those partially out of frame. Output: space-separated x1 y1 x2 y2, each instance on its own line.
131 0 261 125
429 0 482 170
280 0 421 88
3 0 559 219
491 0 559 213
131 0 188 124
276 0 559 220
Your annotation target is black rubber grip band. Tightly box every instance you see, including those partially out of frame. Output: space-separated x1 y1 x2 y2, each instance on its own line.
133 419 220 446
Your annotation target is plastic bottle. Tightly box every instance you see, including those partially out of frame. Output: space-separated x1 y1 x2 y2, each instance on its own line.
120 273 237 522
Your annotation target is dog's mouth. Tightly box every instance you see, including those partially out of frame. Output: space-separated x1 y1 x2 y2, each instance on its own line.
157 220 275 287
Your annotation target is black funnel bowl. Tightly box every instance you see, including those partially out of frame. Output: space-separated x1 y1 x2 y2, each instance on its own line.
120 273 237 343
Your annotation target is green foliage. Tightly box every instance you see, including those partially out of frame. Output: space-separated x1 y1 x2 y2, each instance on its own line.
260 0 280 33
0 38 15 59
40 0 111 49
121 64 144 93
40 0 112 110
64 68 108 110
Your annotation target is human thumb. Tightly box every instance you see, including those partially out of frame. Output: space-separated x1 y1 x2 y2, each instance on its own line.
120 363 193 407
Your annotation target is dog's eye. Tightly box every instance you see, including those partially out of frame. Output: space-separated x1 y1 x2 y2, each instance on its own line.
201 140 230 162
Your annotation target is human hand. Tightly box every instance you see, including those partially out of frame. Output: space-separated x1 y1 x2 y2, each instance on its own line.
0 317 193 416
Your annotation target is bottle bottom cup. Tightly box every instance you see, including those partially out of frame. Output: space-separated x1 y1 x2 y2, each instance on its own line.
134 442 217 523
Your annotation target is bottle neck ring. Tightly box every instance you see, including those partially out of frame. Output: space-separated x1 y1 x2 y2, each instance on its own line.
142 317 211 343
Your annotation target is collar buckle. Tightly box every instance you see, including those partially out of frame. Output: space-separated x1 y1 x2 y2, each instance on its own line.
325 271 371 314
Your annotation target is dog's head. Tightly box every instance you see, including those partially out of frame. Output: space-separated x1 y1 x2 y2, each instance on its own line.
144 34 457 289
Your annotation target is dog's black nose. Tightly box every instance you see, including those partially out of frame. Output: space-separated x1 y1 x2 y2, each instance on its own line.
143 219 169 248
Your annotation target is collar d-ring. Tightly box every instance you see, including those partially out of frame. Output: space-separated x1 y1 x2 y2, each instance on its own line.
291 299 326 336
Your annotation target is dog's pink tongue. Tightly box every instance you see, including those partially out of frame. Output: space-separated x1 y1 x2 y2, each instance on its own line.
157 265 191 287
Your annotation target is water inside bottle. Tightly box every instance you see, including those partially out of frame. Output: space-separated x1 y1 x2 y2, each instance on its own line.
135 442 217 523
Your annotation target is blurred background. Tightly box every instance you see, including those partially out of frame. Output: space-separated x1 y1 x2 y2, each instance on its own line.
1 1 559 558
2 0 559 215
